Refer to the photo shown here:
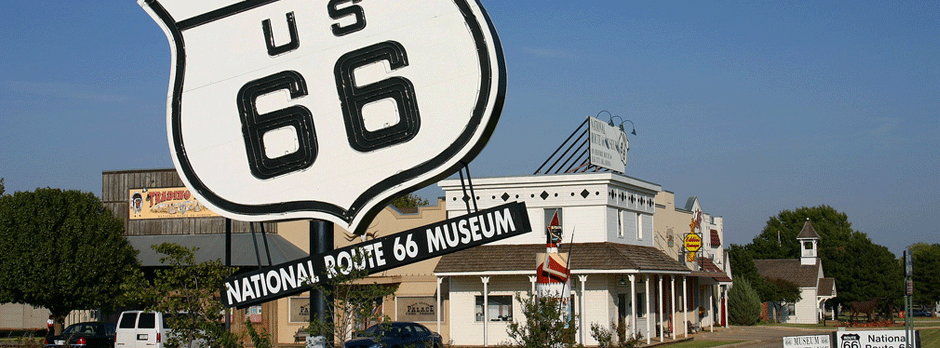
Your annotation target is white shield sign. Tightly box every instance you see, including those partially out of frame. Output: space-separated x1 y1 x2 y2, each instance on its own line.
140 0 506 233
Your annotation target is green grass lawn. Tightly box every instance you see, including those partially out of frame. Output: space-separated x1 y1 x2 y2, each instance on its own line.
918 328 939 347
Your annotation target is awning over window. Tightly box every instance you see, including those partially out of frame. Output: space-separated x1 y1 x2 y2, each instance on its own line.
127 233 308 267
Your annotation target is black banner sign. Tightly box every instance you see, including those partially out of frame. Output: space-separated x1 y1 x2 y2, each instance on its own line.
221 202 531 308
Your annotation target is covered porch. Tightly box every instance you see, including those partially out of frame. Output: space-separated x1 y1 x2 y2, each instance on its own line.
433 242 729 346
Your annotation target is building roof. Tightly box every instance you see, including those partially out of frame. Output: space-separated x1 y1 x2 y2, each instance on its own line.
128 233 308 267
709 229 721 247
695 257 732 282
796 220 820 239
753 259 821 287
434 242 690 275
818 277 837 297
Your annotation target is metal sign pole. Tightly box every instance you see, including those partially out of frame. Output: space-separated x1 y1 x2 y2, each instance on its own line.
311 219 334 346
904 249 913 348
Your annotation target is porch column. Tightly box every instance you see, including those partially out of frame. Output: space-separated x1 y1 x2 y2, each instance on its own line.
671 276 676 340
481 276 490 347
682 276 688 337
528 276 537 294
436 277 443 333
645 275 651 345
709 286 714 332
578 275 588 344
658 275 664 341
628 274 636 339
722 284 729 328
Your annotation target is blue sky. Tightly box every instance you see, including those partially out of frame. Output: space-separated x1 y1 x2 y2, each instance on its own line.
1 1 937 255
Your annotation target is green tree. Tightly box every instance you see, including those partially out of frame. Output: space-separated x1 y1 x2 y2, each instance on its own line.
0 178 5 195
746 205 902 307
504 292 578 348
389 192 429 209
909 243 940 308
824 231 902 306
0 188 139 333
129 243 239 348
307 255 397 346
727 244 769 297
763 277 801 322
728 278 761 326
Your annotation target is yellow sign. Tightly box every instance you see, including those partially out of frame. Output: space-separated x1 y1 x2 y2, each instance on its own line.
684 233 702 253
129 187 219 219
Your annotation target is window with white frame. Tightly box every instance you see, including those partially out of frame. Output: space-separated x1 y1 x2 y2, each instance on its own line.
636 292 646 317
618 210 624 238
475 295 513 322
636 213 643 239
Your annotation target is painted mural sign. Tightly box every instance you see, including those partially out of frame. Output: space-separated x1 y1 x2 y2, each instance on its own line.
221 202 531 308
129 187 219 219
139 0 506 234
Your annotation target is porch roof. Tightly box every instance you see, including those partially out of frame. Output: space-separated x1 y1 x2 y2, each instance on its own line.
692 257 733 282
434 242 691 275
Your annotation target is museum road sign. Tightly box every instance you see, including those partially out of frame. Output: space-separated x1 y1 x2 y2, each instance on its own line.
139 0 506 234
220 202 531 308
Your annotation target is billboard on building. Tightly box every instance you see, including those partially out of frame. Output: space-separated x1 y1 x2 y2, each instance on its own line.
129 187 219 219
588 116 629 173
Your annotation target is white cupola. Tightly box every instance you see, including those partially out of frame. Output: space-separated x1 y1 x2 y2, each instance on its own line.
796 218 821 265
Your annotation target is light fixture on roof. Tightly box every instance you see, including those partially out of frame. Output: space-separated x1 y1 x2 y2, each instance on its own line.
598 110 637 136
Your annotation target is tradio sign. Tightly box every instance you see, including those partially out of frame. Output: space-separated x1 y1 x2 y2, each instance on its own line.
221 202 531 308
140 0 506 234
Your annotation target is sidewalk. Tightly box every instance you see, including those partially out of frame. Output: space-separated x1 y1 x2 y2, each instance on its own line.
638 325 835 347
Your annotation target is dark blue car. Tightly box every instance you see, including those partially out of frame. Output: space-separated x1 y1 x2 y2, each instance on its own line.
45 322 116 348
344 322 442 348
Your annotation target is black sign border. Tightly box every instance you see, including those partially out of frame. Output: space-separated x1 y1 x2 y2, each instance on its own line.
142 0 507 234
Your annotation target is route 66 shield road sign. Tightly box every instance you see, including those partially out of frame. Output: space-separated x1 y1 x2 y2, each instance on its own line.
139 0 506 233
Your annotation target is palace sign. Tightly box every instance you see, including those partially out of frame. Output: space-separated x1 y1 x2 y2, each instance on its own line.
139 0 506 234
221 202 531 308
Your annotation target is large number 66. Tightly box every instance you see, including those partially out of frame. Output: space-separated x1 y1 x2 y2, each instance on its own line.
237 41 420 180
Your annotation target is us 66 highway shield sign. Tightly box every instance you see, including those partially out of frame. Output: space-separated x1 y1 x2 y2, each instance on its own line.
139 0 506 233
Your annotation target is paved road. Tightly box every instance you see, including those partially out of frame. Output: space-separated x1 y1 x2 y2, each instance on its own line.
646 325 836 348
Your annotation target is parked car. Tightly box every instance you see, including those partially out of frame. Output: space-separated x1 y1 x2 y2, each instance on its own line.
911 308 932 317
344 322 442 348
115 311 172 348
45 322 116 348
115 311 207 348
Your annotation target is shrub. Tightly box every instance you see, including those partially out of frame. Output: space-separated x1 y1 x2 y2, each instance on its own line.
729 278 761 325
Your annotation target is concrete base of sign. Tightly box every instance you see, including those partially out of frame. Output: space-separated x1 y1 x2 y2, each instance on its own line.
306 336 327 348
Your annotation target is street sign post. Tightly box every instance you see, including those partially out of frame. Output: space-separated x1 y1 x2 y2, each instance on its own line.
140 0 507 234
